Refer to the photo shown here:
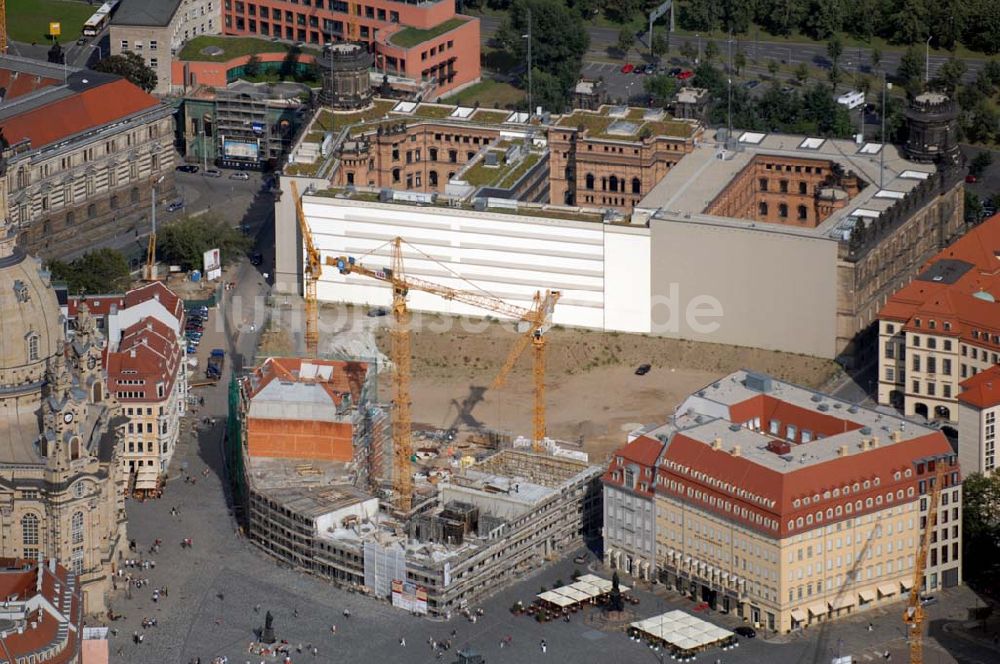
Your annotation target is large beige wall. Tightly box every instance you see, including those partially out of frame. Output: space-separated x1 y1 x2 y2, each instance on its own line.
649 218 839 358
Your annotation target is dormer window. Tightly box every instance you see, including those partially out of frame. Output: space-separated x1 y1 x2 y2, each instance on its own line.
13 280 29 303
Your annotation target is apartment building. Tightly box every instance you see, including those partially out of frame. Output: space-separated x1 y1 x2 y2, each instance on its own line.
106 317 184 491
878 213 1000 423
604 370 962 634
957 365 999 476
111 0 220 94
0 56 176 261
66 282 188 493
222 0 480 97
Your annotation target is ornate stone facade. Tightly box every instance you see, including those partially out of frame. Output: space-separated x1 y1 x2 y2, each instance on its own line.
318 43 373 110
0 217 126 614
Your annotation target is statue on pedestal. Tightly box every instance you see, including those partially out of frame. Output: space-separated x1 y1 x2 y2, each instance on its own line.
608 570 625 613
261 610 276 644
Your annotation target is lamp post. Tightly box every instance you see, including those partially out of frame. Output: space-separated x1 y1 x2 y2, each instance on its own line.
925 36 933 83
521 8 532 119
147 175 165 281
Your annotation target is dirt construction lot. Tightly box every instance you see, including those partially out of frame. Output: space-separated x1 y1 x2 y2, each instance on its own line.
395 316 839 460
260 304 841 461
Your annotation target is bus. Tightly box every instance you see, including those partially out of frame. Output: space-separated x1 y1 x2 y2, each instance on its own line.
81 1 119 37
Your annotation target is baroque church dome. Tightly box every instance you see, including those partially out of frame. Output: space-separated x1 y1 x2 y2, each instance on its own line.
0 228 63 396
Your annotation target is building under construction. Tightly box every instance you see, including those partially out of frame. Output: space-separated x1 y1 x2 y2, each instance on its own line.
229 367 603 617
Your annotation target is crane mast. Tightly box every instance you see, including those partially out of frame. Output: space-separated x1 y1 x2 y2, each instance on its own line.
903 461 950 664
290 181 321 356
328 239 558 509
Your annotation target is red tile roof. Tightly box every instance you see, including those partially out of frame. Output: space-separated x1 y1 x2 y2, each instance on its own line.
0 77 160 150
123 282 184 323
0 69 59 100
249 357 371 408
958 365 1000 409
879 214 1000 346
106 317 181 402
0 558 83 664
603 436 666 497
66 295 124 319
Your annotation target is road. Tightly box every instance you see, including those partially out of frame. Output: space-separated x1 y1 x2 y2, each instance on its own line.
478 15 985 82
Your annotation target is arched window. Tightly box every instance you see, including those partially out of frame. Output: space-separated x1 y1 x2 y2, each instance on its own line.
631 177 641 194
130 187 140 204
585 173 595 190
66 211 75 227
87 204 97 219
392 168 400 183
609 175 619 193
27 333 39 362
429 171 438 187
778 203 788 218
110 195 119 209
71 512 84 544
21 514 39 546
429 148 438 161
797 205 808 220
758 202 768 216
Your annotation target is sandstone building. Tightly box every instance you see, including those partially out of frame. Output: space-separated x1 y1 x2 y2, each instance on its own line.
604 371 961 634
0 56 176 261
0 220 127 614
958 365 1000 476
877 214 1000 423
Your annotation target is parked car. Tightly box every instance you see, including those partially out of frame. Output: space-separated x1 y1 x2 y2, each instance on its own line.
621 63 635 74
635 363 652 376
202 168 222 178
966 174 978 183
644 64 657 75
77 37 88 45
743 80 760 90
230 171 250 180
919 595 938 606
633 65 646 75
676 70 694 81
367 307 389 317
166 200 185 212
669 67 683 77
187 345 198 354
733 627 756 638
573 554 588 564
176 164 199 173
250 252 264 266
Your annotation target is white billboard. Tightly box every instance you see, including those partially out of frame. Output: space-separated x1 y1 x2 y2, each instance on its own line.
222 137 259 160
391 579 428 615
203 248 221 281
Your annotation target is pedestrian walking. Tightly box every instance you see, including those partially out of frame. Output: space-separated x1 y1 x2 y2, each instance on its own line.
400 637 406 647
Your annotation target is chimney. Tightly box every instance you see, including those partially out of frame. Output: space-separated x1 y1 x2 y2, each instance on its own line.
838 445 849 457
712 436 722 450
859 438 869 451
731 445 741 457
892 430 903 443
870 435 880 448
130 348 136 358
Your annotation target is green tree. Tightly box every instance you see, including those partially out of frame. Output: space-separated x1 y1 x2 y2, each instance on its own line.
158 215 252 271
279 46 302 79
733 50 747 76
829 65 842 87
244 53 262 78
767 59 779 77
529 68 571 112
931 57 967 96
497 0 589 110
644 74 678 104
827 35 844 71
704 40 719 63
681 0 721 32
806 0 844 39
754 0 807 36
961 99 1000 144
984 59 1000 87
680 40 697 62
897 45 924 95
49 248 131 295
970 150 993 177
794 62 810 85
870 46 882 73
617 28 635 58
93 52 157 92
965 191 984 224
651 33 670 62
962 472 1000 577
854 73 872 96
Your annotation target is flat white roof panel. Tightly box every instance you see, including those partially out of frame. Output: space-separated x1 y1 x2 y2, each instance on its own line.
900 170 931 180
799 137 825 149
739 131 766 145
858 143 883 155
875 190 906 199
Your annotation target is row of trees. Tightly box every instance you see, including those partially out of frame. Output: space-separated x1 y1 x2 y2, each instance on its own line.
50 217 251 294
680 0 1000 55
494 0 590 112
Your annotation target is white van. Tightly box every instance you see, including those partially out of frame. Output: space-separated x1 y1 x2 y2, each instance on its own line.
836 91 866 110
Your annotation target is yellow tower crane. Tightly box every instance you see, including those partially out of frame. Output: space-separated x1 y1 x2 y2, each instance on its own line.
328 237 558 511
903 460 951 664
290 181 321 356
490 290 560 451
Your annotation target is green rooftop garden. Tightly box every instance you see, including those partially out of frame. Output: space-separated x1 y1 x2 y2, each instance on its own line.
390 17 468 48
315 100 397 132
471 109 511 124
9 0 93 43
178 35 319 62
557 108 695 140
412 104 455 119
